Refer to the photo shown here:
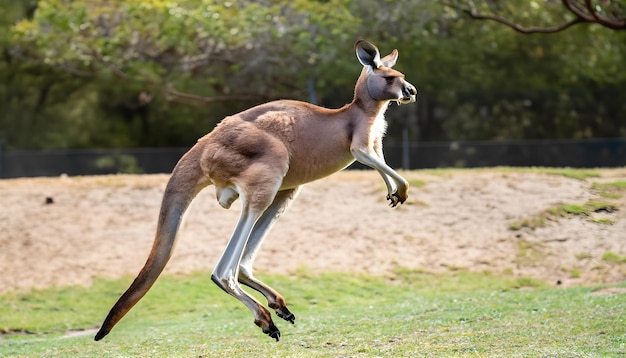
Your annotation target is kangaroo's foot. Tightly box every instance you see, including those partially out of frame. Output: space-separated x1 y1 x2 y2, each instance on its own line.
275 306 295 324
255 319 281 341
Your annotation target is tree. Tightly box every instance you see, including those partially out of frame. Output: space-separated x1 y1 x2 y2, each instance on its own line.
4 0 359 148
1 0 625 150
11 0 357 104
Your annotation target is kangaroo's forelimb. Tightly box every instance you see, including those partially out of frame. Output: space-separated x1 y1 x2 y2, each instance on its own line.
351 147 409 206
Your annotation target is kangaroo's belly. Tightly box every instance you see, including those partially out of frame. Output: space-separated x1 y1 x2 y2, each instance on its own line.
280 151 355 189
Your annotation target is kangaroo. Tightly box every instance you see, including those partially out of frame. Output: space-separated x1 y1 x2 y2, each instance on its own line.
94 40 417 342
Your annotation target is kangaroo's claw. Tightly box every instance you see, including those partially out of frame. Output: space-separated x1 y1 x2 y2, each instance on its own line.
282 312 295 324
263 323 281 342
256 318 281 341
276 307 296 324
387 193 400 207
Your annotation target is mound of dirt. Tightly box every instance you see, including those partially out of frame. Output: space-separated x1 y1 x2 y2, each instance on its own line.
1 168 625 293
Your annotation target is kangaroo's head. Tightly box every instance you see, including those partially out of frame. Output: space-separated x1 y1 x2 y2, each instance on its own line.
355 40 417 105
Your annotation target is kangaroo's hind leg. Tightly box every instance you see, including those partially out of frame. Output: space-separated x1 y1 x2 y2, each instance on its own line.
210 159 289 341
238 187 301 324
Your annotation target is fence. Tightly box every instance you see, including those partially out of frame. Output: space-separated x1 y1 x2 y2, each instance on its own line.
0 138 624 178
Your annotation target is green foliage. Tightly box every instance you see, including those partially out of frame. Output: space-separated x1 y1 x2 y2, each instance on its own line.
408 1 626 140
2 0 359 149
0 0 625 149
93 154 143 174
1 271 626 357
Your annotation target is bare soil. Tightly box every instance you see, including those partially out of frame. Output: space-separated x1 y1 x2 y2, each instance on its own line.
1 168 625 294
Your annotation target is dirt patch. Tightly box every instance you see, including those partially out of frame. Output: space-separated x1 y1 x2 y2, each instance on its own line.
1 168 625 293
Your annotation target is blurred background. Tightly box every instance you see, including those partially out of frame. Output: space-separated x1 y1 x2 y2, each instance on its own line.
0 0 624 177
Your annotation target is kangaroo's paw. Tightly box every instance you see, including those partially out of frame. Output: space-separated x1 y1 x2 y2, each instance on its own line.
256 319 281 342
387 192 400 207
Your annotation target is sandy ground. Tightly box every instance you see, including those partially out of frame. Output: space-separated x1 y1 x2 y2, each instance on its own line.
1 168 625 294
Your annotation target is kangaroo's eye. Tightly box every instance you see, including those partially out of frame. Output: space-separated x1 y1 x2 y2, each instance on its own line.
384 76 395 84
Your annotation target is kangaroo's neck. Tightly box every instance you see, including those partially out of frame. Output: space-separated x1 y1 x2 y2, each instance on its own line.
348 68 389 118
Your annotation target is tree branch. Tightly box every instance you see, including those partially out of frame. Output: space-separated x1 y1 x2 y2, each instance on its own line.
463 0 625 33
88 51 270 105
90 51 131 80
163 85 271 105
464 7 585 33
581 0 626 29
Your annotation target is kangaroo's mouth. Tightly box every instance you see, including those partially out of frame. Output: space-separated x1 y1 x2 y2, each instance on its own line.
397 95 416 104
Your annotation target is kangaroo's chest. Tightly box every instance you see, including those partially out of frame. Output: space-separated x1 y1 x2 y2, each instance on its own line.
369 111 388 143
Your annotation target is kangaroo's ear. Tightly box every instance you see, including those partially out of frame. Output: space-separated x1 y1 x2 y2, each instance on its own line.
380 49 398 68
355 40 383 69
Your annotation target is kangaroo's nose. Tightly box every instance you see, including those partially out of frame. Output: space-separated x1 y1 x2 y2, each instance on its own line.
403 85 417 97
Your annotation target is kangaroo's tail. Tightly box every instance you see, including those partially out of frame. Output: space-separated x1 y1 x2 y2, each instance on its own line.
95 147 209 341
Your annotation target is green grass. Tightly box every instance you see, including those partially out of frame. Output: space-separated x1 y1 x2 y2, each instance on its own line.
570 268 582 278
510 200 619 230
593 181 626 199
602 252 626 264
408 178 427 188
538 168 602 181
508 215 546 230
1 271 625 357
592 217 616 225
514 240 548 267
548 200 618 217
416 167 602 180
499 167 602 181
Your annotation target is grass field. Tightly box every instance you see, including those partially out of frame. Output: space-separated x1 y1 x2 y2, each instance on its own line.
1 270 625 357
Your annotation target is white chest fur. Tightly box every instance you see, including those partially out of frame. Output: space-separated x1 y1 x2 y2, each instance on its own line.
369 106 389 143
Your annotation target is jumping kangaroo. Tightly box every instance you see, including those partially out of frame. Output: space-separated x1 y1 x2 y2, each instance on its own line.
94 40 417 342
